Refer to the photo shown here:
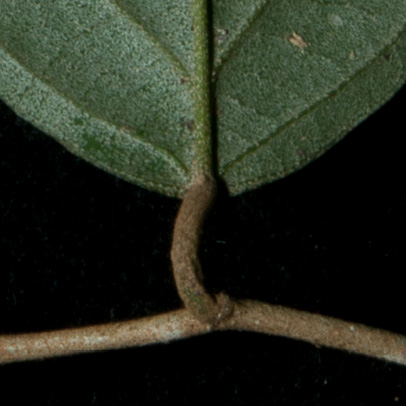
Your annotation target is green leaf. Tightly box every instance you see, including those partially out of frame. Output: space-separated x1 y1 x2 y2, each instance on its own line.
215 1 406 194
0 1 405 197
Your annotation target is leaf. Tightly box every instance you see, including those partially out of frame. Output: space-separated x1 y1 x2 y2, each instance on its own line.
215 1 406 194
0 1 405 197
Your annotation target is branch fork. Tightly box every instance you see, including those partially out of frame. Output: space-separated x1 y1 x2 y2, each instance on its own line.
1 176 406 367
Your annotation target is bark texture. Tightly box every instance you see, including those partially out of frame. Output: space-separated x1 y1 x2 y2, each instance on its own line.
171 174 233 325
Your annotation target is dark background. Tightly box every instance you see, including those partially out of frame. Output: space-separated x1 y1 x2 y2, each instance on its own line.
0 84 405 404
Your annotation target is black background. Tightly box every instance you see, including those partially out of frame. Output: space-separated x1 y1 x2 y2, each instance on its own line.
0 83 405 404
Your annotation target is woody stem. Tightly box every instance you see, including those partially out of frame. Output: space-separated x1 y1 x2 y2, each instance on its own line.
170 174 233 325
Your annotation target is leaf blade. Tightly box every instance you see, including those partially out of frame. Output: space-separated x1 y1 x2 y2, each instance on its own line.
0 47 189 196
0 1 405 196
0 0 196 197
215 0 406 194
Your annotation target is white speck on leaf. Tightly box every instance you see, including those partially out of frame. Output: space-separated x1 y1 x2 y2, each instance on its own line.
289 32 308 49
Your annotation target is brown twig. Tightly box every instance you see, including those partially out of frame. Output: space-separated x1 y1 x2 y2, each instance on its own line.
170 173 233 325
0 309 208 364
2 177 405 367
220 300 406 366
1 300 405 365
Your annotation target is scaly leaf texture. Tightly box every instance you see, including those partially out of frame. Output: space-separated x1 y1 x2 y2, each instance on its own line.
0 1 405 197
